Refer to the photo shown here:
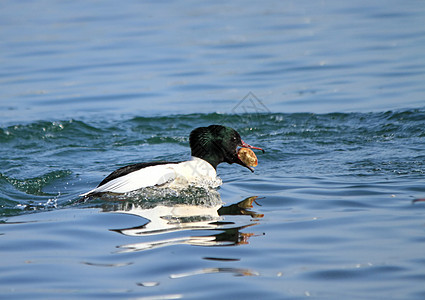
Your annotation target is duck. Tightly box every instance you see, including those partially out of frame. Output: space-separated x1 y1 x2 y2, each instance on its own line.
80 125 264 197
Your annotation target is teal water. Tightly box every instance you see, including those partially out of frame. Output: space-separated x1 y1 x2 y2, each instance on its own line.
1 0 425 299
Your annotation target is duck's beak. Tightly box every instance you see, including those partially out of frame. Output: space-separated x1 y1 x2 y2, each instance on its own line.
240 140 265 153
234 156 255 172
234 140 265 172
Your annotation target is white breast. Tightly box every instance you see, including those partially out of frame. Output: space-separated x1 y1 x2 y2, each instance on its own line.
169 157 218 188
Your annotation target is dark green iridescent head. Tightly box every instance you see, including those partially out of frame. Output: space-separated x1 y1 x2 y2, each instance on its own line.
189 125 264 172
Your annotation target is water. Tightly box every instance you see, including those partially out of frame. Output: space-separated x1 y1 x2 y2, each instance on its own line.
1 0 425 299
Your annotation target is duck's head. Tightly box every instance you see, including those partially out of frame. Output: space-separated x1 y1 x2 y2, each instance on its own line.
189 125 264 172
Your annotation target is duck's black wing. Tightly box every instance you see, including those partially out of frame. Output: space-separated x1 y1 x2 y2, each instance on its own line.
98 161 180 186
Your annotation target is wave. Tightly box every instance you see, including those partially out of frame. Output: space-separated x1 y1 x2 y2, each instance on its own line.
0 170 71 196
0 170 72 217
1 108 424 143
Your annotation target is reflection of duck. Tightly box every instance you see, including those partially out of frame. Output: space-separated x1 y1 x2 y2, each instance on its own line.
413 198 425 204
104 196 264 252
81 125 264 197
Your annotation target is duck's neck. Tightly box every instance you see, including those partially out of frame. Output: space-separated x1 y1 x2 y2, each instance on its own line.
191 151 222 170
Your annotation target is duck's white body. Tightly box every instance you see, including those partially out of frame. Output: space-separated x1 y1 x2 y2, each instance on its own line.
80 157 219 197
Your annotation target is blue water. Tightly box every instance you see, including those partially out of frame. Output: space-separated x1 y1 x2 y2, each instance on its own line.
1 1 425 299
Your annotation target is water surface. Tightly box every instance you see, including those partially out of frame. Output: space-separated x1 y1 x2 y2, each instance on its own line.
1 0 425 299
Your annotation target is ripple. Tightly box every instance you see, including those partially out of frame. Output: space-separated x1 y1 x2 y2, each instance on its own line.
81 261 133 268
170 267 259 279
306 264 408 281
